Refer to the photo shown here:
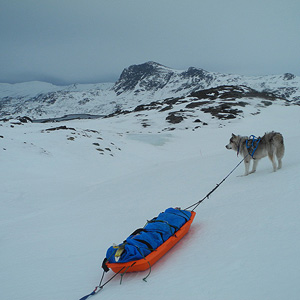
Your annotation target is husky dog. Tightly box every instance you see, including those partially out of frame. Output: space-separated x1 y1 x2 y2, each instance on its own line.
225 132 285 176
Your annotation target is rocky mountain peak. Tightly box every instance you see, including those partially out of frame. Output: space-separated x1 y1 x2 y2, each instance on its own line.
283 73 295 80
113 61 173 95
182 66 208 78
122 61 165 77
113 62 215 96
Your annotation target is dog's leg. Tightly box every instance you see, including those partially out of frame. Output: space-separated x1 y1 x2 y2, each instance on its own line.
277 158 282 169
250 159 259 174
276 145 284 170
244 159 251 176
268 152 277 172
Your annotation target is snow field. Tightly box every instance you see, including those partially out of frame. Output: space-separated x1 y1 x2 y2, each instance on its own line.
0 105 299 300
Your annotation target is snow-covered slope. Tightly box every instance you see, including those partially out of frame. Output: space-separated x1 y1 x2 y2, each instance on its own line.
1 98 300 300
0 81 115 119
114 62 300 101
1 62 299 119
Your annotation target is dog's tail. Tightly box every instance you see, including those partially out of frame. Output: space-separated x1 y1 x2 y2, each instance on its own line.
272 132 285 158
272 132 284 144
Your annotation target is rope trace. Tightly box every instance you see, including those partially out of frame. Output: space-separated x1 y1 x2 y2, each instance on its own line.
185 155 248 211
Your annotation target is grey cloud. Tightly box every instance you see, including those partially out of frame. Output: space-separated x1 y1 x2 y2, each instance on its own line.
1 0 300 85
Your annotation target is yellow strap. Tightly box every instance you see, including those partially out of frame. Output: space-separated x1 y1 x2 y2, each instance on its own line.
114 244 125 262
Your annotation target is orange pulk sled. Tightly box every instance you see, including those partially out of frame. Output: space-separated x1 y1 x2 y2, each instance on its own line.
80 208 196 300
105 209 196 273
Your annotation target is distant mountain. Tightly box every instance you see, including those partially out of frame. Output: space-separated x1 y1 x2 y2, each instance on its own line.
0 61 299 119
113 61 214 96
113 61 300 101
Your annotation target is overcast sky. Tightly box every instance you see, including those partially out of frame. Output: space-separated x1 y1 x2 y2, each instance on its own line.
1 0 300 85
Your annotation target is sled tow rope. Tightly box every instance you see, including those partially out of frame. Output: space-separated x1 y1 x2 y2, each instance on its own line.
185 154 249 212
79 265 128 300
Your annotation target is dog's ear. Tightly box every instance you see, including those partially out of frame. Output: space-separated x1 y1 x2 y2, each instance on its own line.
231 133 236 137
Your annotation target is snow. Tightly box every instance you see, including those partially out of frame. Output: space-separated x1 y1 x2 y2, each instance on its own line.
0 81 114 99
1 104 300 300
1 64 300 119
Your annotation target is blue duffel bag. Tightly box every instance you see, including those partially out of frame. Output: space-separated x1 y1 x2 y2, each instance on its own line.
106 208 191 263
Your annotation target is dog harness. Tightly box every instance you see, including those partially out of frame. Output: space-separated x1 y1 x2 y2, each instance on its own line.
246 135 261 157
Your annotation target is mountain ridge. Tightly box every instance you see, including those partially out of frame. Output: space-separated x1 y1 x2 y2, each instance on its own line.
1 61 299 119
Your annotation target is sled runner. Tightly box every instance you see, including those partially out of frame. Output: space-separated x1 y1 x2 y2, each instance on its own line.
103 208 196 273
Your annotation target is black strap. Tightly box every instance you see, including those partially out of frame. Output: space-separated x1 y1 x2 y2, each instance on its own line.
130 228 147 236
133 238 155 251
101 258 110 272
147 219 179 232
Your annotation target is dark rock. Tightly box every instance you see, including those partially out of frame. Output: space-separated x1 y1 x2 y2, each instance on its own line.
134 105 148 112
201 103 243 120
159 105 173 112
166 113 184 124
45 126 76 131
283 73 295 80
190 85 279 101
261 100 272 106
186 101 211 109
17 116 33 123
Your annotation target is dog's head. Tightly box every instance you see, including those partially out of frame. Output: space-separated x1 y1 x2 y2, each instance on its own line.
225 133 239 151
